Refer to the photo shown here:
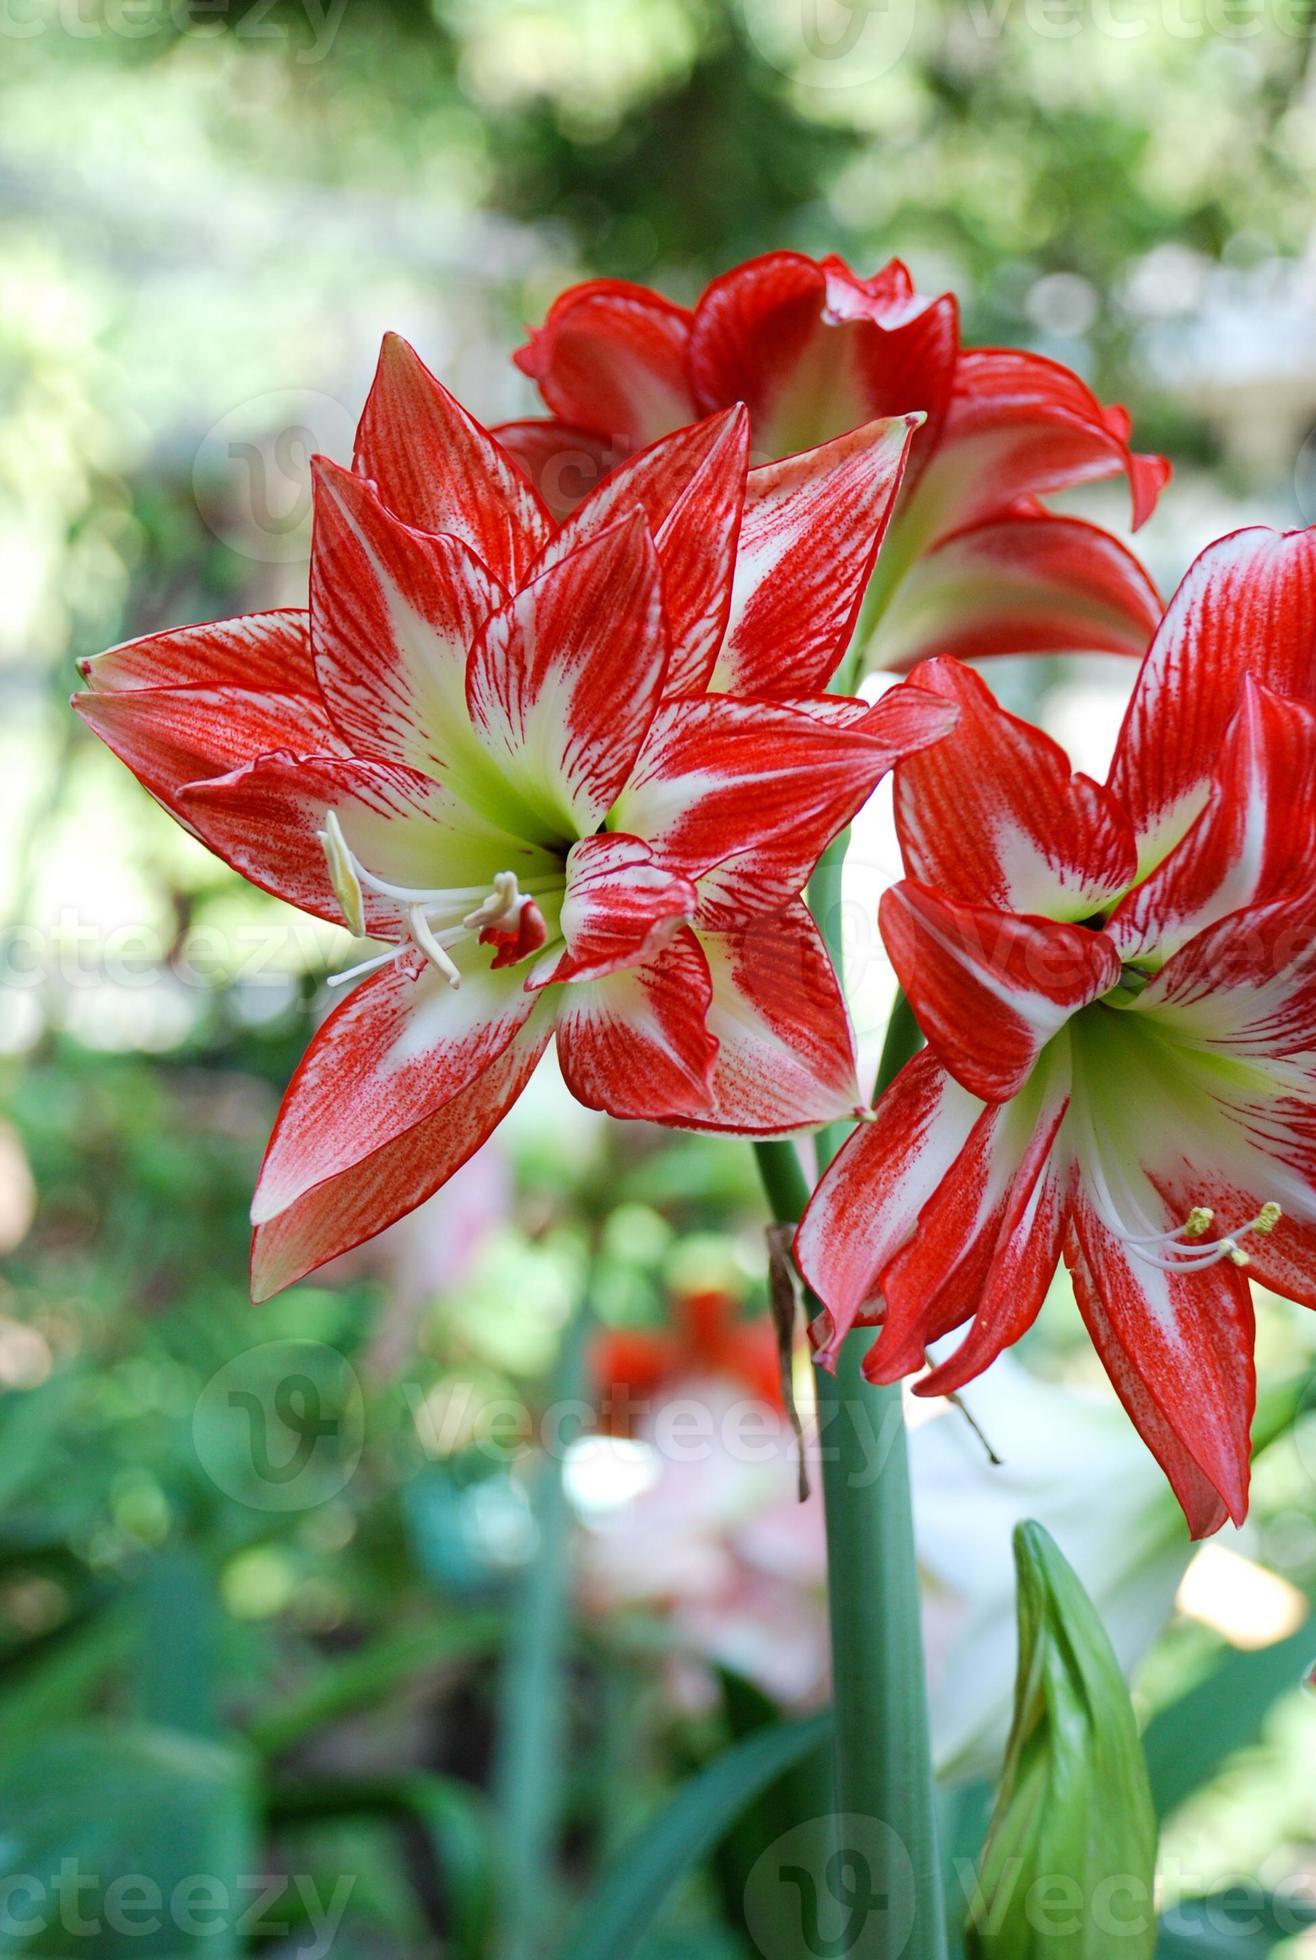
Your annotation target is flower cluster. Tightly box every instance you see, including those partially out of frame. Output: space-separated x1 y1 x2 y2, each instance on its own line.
76 245 1316 1536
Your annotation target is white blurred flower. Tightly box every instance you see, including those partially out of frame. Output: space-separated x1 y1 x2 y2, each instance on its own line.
573 1350 1203 1782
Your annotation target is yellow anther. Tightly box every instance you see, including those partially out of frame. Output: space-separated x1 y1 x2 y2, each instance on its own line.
1184 1207 1215 1239
1254 1202 1282 1236
1225 1243 1251 1268
318 810 365 939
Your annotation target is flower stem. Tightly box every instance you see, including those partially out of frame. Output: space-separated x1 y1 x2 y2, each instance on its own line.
747 830 945 1951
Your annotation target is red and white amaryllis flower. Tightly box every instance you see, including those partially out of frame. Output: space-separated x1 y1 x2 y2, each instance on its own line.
797 526 1316 1538
500 250 1169 675
74 338 955 1300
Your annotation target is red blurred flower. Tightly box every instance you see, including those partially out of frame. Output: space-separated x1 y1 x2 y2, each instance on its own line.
74 338 955 1300
593 1287 783 1435
797 526 1316 1539
502 252 1169 675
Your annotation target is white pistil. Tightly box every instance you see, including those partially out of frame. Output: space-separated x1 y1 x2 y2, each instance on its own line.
319 815 542 992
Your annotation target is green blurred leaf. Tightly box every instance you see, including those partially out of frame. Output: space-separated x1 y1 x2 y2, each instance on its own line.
246 1611 502 1759
0 1722 258 1956
554 1713 832 1960
1142 1621 1314 1819
966 1522 1157 1959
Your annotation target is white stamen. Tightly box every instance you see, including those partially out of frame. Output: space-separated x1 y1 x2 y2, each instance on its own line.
1112 1199 1282 1275
318 810 365 938
408 903 463 989
320 812 548 992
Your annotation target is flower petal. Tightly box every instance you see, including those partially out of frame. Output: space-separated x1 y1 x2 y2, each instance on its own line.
868 1058 1070 1383
492 418 623 522
796 1049 983 1363
535 408 749 698
1065 1200 1253 1537
893 657 1138 918
309 459 504 789
871 509 1162 671
179 752 554 933
252 1001 551 1300
667 907 861 1136
1110 679 1316 964
712 416 919 695
72 681 345 832
353 332 551 585
687 252 958 462
555 926 715 1120
532 831 698 986
1108 527 1316 874
612 694 912 921
513 278 697 447
897 347 1168 545
78 608 317 695
880 881 1121 1101
1132 891 1316 1058
465 509 667 837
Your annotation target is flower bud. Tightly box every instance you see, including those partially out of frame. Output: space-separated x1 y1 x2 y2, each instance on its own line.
965 1521 1157 1958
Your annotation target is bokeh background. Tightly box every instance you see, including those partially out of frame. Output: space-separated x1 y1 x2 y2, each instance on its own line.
3 2 1316 1954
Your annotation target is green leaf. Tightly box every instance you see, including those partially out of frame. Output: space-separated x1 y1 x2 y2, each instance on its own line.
1142 1620 1313 1819
965 1522 1158 1959
1156 1891 1316 1955
0 1722 258 1956
246 1610 502 1759
554 1713 832 1960
268 1771 496 1959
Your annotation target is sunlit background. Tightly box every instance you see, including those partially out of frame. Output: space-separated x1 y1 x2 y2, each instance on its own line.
3 2 1316 1953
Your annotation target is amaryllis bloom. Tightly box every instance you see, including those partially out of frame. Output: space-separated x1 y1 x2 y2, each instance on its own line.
797 526 1316 1538
74 338 955 1300
593 1287 783 1434
500 251 1169 676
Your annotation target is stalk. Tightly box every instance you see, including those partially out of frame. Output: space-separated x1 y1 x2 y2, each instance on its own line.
750 825 945 1953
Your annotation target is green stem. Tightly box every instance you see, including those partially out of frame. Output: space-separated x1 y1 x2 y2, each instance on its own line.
750 848 945 1952
494 1291 592 1960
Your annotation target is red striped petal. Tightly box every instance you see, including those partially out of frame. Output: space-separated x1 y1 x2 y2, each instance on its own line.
796 1050 983 1364
893 658 1138 918
465 510 667 837
353 332 551 586
536 408 749 699
309 458 503 785
252 1003 551 1300
1109 526 1316 872
713 416 919 695
1065 1201 1253 1537
687 251 958 463
880 881 1120 1101
78 608 317 695
493 418 623 522
555 927 715 1120
513 278 697 448
872 509 1161 671
669 908 860 1136
534 832 697 986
